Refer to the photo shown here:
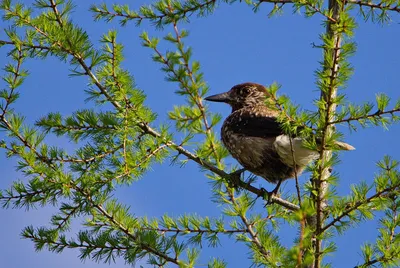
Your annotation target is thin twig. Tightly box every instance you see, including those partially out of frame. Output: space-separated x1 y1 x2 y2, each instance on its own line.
0 49 24 118
258 0 338 22
288 135 302 207
346 0 400 12
171 21 221 162
92 0 217 25
321 183 400 233
91 201 179 264
0 40 51 50
353 197 400 268
142 226 248 234
330 108 400 125
268 94 303 206
53 145 123 164
227 189 271 261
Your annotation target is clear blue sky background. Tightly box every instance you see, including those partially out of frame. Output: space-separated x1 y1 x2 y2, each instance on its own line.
1 0 399 267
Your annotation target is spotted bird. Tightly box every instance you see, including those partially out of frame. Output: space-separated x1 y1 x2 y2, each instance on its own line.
205 82 354 188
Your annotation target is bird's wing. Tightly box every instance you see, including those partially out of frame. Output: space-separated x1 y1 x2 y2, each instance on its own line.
226 109 284 138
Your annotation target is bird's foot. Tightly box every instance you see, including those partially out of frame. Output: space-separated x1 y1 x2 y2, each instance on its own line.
270 179 282 195
228 168 246 188
265 191 278 206
265 180 282 205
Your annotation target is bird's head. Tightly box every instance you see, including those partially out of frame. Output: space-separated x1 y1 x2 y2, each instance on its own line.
205 82 271 112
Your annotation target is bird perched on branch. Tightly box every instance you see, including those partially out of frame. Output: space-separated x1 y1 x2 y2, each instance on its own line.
205 82 354 191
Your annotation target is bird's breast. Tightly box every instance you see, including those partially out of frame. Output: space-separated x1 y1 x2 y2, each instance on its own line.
221 111 276 169
220 113 318 183
221 128 270 168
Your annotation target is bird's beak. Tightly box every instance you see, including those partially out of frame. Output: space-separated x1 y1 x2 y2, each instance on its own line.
204 92 231 103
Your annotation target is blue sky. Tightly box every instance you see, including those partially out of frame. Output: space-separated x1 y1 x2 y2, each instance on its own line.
0 0 399 267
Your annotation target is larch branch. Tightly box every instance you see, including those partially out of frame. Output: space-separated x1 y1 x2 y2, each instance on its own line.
330 107 400 125
346 0 400 12
314 0 344 266
322 183 400 233
2 0 300 212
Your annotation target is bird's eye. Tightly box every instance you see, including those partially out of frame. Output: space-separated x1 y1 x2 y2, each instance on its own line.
239 88 249 95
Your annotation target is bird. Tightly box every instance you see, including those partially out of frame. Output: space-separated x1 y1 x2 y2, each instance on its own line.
205 82 354 190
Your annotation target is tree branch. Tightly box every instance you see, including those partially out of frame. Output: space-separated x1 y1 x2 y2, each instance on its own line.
354 256 392 268
313 0 344 266
346 0 400 12
0 48 24 118
1 0 300 213
258 0 338 22
0 40 51 51
91 202 180 264
90 0 218 27
142 226 248 235
53 145 123 164
330 107 400 125
227 189 272 261
171 22 218 151
321 183 400 233
23 232 132 251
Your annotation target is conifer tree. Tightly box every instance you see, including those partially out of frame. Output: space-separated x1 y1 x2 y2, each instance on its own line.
1 0 400 267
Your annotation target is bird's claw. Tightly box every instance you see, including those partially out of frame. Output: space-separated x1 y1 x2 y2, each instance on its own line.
265 190 278 206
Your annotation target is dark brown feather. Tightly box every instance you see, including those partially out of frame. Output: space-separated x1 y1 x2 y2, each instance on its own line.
206 83 329 184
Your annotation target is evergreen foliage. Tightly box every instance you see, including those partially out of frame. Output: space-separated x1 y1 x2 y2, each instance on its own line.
1 0 400 267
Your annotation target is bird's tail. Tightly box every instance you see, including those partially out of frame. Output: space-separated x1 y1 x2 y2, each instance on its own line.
334 141 355 151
